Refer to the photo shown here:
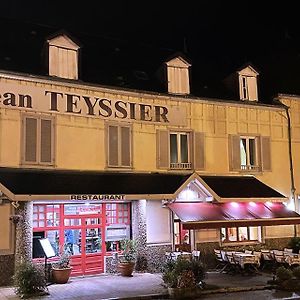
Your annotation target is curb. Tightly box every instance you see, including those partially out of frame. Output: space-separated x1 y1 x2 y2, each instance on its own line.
106 285 274 299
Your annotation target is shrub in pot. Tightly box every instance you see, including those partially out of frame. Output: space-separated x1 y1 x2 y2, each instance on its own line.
51 248 72 284
162 257 206 298
118 239 136 276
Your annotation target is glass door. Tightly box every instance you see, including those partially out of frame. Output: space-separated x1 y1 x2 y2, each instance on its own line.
63 204 105 275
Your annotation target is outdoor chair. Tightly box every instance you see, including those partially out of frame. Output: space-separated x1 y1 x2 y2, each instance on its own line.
192 250 201 260
260 250 275 270
273 250 287 267
226 252 240 274
214 249 224 270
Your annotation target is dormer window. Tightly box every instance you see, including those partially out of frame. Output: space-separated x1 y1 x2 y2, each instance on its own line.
165 55 191 95
47 32 80 80
238 65 259 101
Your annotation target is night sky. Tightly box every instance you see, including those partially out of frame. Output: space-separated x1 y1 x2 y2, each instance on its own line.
2 1 300 97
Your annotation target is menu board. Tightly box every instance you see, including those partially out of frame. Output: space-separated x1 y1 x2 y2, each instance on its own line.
39 238 56 258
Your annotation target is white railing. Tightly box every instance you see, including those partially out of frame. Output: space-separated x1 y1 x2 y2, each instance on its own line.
170 162 192 170
240 164 260 171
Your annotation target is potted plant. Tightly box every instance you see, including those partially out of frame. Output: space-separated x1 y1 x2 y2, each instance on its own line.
162 257 206 299
118 239 137 276
51 248 72 284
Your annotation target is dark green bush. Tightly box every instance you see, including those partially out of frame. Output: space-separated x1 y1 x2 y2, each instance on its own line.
276 266 293 282
293 266 300 279
162 257 206 288
288 237 300 253
13 261 48 298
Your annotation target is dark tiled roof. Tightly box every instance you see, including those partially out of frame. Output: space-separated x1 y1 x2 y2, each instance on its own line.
0 168 191 195
1 18 300 104
201 175 285 199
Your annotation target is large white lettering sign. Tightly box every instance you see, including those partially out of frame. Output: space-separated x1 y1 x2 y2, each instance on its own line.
0 80 187 125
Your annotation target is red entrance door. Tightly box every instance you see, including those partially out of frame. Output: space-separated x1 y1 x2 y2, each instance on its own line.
63 204 105 276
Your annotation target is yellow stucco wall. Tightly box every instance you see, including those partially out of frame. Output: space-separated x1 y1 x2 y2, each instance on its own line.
1 75 300 250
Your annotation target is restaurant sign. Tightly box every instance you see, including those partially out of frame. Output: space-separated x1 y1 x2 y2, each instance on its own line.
70 194 126 201
0 81 187 126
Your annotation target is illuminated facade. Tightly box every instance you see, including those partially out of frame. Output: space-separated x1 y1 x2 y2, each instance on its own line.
0 29 300 284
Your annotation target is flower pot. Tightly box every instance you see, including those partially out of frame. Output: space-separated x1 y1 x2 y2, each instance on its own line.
167 287 194 299
118 262 135 276
52 267 72 284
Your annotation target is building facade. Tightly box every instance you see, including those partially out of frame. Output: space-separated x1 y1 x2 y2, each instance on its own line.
0 31 300 285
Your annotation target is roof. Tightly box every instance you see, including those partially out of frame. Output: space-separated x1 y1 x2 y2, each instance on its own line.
0 168 190 200
200 175 285 199
1 18 299 103
168 202 300 229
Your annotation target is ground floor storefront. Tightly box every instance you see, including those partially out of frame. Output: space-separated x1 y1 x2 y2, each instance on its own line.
0 168 300 285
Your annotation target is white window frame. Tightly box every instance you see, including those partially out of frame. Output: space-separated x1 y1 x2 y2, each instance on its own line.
240 136 259 171
169 131 191 170
22 114 55 166
221 226 262 244
241 76 249 100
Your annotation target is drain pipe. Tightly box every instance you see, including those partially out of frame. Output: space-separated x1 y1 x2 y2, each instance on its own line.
284 104 297 236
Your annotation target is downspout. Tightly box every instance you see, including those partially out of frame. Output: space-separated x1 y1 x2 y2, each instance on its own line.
284 104 297 236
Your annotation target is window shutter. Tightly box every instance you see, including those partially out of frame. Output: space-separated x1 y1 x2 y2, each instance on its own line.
157 130 169 168
40 119 52 163
261 136 271 171
193 132 205 170
108 125 119 166
247 77 258 101
229 134 241 171
25 117 37 162
120 126 131 167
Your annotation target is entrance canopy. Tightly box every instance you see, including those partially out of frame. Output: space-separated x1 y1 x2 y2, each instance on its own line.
0 167 288 203
168 202 300 229
0 167 191 201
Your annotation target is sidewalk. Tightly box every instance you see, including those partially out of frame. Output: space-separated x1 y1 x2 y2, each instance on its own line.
0 271 281 300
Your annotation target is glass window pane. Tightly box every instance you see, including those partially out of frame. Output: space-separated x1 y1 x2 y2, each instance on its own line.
86 228 101 253
39 221 45 227
170 134 178 163
249 226 260 241
180 134 188 163
46 230 59 256
249 139 256 165
227 227 237 242
64 229 81 255
64 218 81 226
238 227 248 241
33 221 38 227
240 139 247 165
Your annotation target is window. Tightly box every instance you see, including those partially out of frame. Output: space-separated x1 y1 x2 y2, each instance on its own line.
221 226 262 243
229 135 271 172
22 115 54 165
157 130 205 170
241 76 248 100
238 68 258 101
240 136 258 171
170 132 190 169
107 124 132 168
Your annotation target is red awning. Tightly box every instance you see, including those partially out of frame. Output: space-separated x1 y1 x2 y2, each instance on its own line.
168 202 300 229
